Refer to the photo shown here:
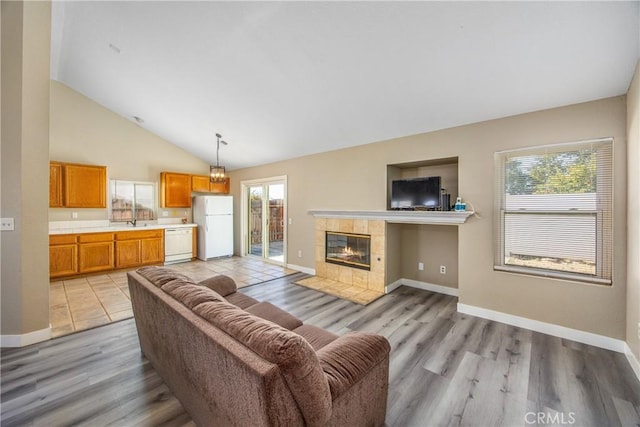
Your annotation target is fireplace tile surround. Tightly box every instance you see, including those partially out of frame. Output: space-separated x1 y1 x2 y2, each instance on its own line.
304 210 472 304
314 218 386 293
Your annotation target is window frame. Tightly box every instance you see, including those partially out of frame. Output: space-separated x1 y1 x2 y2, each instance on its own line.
109 179 157 222
493 138 613 285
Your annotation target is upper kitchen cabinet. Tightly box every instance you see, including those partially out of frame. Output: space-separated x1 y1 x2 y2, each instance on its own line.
49 161 107 208
49 161 64 207
64 163 107 208
191 175 211 193
161 172 192 207
191 174 230 194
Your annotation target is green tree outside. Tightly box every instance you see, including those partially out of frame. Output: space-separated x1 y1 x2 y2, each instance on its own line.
505 150 596 195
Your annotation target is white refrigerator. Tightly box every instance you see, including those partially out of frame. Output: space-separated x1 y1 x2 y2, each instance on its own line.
193 195 234 260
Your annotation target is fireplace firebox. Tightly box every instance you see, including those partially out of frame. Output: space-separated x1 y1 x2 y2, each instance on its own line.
325 231 371 271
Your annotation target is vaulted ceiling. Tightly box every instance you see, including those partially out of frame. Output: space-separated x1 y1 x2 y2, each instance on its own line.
51 1 640 170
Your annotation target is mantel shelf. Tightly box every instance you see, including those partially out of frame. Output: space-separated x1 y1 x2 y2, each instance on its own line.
309 210 474 225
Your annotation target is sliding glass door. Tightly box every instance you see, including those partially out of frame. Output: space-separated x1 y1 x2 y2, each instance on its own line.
243 177 287 264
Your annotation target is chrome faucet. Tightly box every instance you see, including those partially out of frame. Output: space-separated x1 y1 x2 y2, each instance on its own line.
127 219 137 227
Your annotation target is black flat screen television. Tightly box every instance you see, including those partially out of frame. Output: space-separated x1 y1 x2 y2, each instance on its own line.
391 176 441 209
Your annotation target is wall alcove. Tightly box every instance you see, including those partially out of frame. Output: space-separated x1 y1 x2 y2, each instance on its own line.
386 157 461 291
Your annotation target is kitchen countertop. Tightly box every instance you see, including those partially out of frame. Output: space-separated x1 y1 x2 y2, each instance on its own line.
49 222 197 235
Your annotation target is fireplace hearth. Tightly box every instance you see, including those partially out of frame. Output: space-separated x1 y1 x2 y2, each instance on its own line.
325 231 371 271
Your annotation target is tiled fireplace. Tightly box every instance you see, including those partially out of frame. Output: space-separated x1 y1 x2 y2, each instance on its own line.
315 218 386 293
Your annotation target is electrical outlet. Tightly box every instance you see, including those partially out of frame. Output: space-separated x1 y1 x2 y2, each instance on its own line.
72 212 78 219
637 322 640 340
439 265 446 274
418 262 424 271
162 211 169 217
1 218 15 231
288 218 293 225
298 250 303 258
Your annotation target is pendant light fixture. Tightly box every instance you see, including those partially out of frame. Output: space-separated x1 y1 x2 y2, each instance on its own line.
210 133 228 183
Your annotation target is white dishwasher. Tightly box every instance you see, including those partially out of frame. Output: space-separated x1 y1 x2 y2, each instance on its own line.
164 227 193 264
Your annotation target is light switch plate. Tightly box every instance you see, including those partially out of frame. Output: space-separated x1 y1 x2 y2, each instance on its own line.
1 217 15 231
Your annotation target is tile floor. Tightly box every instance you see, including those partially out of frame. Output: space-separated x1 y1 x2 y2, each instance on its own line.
50 257 296 338
294 276 384 305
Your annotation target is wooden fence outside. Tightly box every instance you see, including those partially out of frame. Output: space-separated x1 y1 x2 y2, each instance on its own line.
250 199 284 245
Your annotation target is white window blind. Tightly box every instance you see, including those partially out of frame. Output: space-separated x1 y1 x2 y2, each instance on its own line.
494 138 613 285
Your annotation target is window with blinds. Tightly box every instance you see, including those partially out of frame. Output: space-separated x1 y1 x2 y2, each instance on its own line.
494 138 613 285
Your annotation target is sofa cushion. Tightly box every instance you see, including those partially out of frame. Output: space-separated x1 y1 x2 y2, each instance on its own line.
246 302 303 330
162 281 226 310
224 292 259 309
198 275 237 296
293 324 338 351
193 301 332 426
137 266 192 287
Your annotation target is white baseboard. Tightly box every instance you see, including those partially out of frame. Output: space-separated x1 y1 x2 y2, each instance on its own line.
457 303 626 353
624 343 640 383
386 278 459 297
286 263 315 276
1 326 51 348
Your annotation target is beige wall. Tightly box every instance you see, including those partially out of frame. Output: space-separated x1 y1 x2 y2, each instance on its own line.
1 1 51 336
627 61 640 359
397 224 458 288
229 96 628 340
49 81 210 221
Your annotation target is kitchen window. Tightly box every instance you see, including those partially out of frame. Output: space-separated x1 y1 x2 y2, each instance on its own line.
494 138 613 285
110 180 156 222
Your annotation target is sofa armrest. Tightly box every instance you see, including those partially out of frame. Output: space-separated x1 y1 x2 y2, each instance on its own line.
198 275 237 297
316 332 390 399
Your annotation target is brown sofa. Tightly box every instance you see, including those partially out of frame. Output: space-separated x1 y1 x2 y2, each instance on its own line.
127 266 390 426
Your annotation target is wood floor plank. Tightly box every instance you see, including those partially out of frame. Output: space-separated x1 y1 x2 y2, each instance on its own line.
3 275 640 426
386 318 453 409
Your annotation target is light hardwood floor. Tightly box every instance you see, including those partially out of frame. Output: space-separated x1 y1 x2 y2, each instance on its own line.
4 273 640 426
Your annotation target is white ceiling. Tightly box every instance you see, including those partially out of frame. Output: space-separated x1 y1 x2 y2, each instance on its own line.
51 1 640 171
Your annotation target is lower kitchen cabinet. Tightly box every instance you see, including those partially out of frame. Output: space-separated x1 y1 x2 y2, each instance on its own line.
50 234 79 278
141 236 164 264
50 229 164 279
115 239 141 268
78 233 115 273
115 230 164 269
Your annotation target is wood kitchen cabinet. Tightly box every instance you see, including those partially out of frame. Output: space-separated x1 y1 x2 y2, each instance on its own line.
191 175 211 192
114 239 141 268
64 163 107 208
49 162 64 207
78 233 114 273
115 229 164 268
160 172 192 208
50 229 164 279
49 161 107 208
49 234 78 278
141 236 164 264
192 175 231 194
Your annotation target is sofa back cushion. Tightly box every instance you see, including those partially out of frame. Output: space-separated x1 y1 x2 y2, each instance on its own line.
137 267 226 309
194 300 332 426
198 274 237 296
162 280 226 309
137 266 192 287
